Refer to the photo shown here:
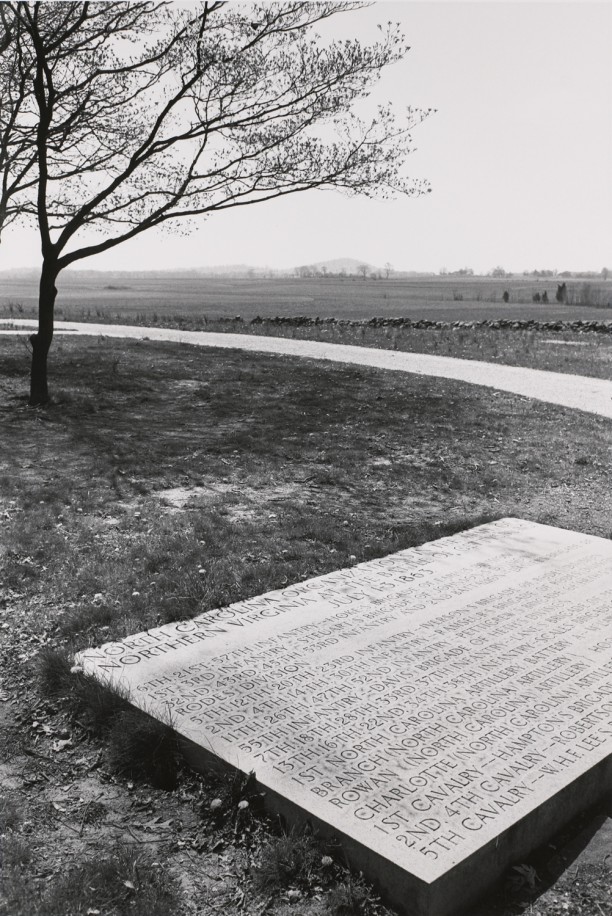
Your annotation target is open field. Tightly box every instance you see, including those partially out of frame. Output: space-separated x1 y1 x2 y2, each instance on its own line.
4 273 612 384
2 273 612 323
1 333 612 916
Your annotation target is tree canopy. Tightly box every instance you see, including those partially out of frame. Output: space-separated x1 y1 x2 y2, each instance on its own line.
0 1 433 404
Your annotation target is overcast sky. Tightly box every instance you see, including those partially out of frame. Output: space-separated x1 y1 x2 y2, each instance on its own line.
2 0 611 274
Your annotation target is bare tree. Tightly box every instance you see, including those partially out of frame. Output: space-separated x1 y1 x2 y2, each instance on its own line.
357 263 370 280
384 261 393 279
1 1 433 405
0 4 38 237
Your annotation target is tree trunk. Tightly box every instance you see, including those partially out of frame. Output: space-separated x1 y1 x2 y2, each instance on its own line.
29 261 59 406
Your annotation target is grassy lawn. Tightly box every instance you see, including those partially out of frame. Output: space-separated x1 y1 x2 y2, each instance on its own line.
1 334 611 916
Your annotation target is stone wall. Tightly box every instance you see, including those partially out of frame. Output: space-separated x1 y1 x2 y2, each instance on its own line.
249 316 612 334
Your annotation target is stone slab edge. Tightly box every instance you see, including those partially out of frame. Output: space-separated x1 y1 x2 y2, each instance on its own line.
75 518 612 915
178 729 612 916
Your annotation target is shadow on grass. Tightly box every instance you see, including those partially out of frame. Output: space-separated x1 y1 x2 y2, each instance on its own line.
3 333 609 659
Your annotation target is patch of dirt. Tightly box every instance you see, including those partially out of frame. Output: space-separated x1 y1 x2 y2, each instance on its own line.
541 340 592 346
156 482 304 520
157 483 233 507
172 379 209 390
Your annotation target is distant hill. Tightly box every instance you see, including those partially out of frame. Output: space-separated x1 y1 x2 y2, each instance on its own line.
0 267 39 278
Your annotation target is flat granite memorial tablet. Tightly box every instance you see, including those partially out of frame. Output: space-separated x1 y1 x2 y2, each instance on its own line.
78 519 612 916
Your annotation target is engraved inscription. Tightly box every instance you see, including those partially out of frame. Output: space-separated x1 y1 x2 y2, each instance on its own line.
79 519 612 882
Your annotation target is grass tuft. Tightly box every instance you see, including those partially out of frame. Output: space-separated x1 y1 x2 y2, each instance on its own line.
38 648 181 787
60 601 117 638
327 874 375 915
0 836 36 916
70 674 130 735
253 829 321 892
39 648 129 734
1 840 182 916
38 647 74 697
107 709 180 790
0 796 22 833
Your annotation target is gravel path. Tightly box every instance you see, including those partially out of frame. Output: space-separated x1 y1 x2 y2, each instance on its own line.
3 318 612 420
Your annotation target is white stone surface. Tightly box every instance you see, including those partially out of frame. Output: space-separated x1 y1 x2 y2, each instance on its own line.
78 518 612 886
2 319 612 419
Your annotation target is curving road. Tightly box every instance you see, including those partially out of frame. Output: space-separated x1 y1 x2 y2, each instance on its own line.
2 318 612 420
